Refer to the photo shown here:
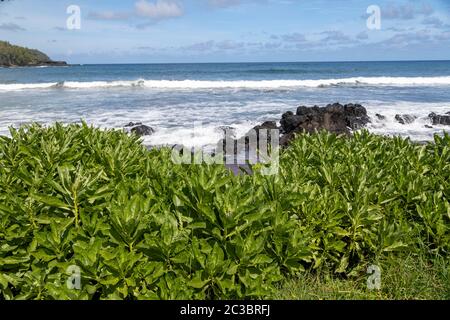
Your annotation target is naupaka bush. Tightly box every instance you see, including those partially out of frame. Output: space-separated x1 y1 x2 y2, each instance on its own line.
0 123 449 299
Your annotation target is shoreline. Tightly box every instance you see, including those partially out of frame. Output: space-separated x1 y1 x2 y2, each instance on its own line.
2 102 448 147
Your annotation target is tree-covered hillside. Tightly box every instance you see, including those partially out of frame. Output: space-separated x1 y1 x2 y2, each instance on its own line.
0 41 67 67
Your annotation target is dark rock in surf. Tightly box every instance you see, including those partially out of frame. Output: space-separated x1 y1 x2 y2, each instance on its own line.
216 103 371 153
251 121 278 135
428 112 450 126
281 103 370 136
244 121 279 148
281 110 304 133
124 122 155 137
395 114 417 125
132 125 154 137
341 103 371 129
278 103 370 147
375 113 386 121
216 121 280 162
125 122 143 127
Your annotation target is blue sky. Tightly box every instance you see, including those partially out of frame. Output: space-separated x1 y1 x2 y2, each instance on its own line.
0 0 449 63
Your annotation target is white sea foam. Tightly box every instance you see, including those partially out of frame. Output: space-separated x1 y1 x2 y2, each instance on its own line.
140 122 258 151
0 98 448 145
0 82 59 90
364 101 450 141
2 76 450 91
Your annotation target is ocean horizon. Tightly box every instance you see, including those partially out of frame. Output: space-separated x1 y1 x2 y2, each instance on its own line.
24 59 450 65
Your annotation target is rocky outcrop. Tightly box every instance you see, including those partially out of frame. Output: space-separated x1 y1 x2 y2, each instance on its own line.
280 111 303 133
428 112 450 126
395 114 417 125
279 103 370 145
244 121 278 150
281 103 370 134
340 103 371 130
253 121 278 131
216 103 372 152
124 122 155 137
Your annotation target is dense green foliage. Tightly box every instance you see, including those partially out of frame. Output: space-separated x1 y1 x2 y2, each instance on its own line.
0 41 52 67
0 123 449 300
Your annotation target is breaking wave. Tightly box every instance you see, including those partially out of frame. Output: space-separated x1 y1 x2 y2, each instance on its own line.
2 76 450 91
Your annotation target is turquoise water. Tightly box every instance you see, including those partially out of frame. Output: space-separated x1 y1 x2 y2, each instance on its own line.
1 61 450 145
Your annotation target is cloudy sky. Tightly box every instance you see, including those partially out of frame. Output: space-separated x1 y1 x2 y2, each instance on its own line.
0 0 449 63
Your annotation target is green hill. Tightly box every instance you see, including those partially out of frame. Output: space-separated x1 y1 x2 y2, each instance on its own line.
0 41 67 67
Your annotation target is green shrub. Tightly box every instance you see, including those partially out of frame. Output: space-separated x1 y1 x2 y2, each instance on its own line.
0 123 449 299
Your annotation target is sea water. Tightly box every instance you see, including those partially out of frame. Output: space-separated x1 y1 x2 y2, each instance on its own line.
1 61 450 147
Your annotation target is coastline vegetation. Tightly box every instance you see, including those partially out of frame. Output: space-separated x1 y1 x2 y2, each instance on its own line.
0 123 449 300
0 41 65 67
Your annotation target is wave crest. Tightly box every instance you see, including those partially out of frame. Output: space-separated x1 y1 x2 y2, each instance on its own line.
2 76 450 91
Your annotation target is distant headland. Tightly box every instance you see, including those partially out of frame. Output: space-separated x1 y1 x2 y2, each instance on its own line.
0 41 67 67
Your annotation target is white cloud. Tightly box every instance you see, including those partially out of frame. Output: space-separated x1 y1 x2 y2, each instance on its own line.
281 32 307 43
380 30 433 48
422 16 445 28
88 11 131 21
320 31 352 43
435 32 450 41
382 3 434 20
135 0 183 19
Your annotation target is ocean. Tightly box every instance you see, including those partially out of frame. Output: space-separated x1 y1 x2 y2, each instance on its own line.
1 61 450 147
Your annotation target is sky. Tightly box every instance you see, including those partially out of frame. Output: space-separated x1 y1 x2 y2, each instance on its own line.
0 0 450 63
